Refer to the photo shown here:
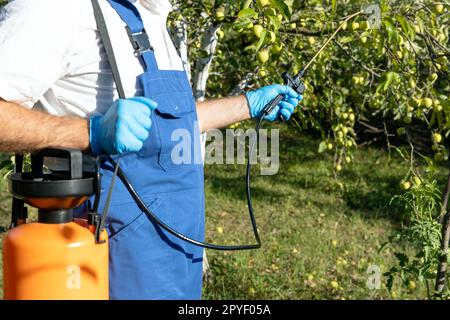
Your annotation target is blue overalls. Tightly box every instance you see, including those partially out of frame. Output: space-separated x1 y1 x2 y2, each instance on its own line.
96 0 205 299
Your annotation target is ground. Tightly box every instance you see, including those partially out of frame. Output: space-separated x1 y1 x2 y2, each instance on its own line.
0 125 442 299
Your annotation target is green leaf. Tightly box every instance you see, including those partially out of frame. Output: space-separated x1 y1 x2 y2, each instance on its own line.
331 0 337 15
394 252 408 266
268 15 281 31
339 36 353 44
383 20 397 44
395 14 414 39
255 29 267 51
241 0 253 9
429 110 437 127
386 273 394 291
383 71 398 91
237 8 258 20
318 141 327 153
442 99 450 111
269 0 291 20
234 18 252 29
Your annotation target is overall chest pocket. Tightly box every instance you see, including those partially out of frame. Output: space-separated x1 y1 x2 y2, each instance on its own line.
138 71 200 170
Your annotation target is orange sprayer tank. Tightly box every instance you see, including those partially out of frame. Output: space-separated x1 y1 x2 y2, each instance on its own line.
3 219 108 300
3 148 109 300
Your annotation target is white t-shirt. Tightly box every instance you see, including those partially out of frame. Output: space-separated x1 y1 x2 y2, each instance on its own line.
0 0 184 117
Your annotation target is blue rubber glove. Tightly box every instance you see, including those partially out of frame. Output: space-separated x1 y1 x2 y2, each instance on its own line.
245 84 303 121
89 97 158 155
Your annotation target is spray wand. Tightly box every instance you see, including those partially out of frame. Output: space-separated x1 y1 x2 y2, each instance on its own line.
262 10 365 118
104 9 369 251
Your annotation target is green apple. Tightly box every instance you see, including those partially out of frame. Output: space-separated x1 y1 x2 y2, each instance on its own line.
437 56 448 65
259 68 267 77
435 3 444 14
215 9 225 21
433 133 443 143
397 127 406 136
349 113 355 122
271 43 283 54
253 24 264 38
258 49 270 63
435 153 444 162
422 98 433 108
360 21 369 30
217 29 224 39
401 181 411 190
257 0 270 7
430 73 438 82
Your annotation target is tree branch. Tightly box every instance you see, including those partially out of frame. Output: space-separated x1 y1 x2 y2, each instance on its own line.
332 40 382 77
435 170 450 295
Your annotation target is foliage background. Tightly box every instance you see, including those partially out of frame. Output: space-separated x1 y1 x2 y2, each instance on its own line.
0 0 449 299
171 0 450 298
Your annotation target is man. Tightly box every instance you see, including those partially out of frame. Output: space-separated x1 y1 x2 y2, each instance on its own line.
0 0 302 299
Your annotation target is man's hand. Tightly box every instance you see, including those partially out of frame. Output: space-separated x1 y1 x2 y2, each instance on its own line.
89 97 158 155
196 85 304 133
245 84 303 121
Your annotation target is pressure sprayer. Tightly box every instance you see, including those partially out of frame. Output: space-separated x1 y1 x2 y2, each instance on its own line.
2 8 368 299
3 149 109 299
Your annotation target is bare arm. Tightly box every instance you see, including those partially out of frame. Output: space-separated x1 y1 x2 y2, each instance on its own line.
196 95 250 133
0 99 90 153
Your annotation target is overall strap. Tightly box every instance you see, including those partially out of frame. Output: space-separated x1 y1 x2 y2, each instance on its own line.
106 0 158 71
91 0 127 99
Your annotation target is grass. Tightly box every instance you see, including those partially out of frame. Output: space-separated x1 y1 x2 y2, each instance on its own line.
202 125 444 300
0 126 445 299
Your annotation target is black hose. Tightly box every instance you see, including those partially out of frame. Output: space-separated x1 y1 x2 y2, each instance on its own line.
105 116 265 251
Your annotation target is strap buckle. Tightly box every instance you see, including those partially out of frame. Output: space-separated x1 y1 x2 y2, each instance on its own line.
126 26 153 56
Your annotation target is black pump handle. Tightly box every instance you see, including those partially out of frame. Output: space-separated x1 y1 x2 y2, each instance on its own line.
32 148 83 179
262 72 306 117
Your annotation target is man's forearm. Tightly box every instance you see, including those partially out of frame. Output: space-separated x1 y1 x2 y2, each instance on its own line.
0 99 90 153
196 95 250 133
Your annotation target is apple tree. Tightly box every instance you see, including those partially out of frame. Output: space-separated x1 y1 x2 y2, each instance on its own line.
168 0 450 297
